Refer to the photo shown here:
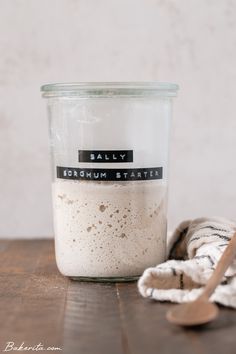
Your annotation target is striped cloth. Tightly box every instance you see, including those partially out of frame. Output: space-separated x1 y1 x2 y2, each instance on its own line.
138 217 236 308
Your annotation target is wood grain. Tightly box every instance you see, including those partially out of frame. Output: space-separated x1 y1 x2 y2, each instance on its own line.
0 240 235 354
0 240 68 353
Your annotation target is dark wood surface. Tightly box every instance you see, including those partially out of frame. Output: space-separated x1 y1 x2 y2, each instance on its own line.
0 240 236 354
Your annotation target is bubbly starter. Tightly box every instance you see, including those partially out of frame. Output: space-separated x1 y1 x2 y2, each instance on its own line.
53 179 167 278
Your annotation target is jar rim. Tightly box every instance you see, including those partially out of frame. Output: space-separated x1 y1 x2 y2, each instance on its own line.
41 81 179 98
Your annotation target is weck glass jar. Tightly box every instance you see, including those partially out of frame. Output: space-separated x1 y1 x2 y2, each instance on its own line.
41 82 178 281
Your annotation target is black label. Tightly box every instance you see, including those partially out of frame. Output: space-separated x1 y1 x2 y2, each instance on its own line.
78 150 133 163
57 166 163 181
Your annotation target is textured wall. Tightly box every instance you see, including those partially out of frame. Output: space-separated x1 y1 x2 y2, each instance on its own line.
0 0 236 237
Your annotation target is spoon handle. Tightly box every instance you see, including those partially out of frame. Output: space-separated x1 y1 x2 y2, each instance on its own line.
198 231 236 301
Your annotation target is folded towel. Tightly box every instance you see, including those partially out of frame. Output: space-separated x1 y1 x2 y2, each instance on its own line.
138 217 236 308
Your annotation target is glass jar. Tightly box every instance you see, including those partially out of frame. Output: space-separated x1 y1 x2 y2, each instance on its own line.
41 82 178 281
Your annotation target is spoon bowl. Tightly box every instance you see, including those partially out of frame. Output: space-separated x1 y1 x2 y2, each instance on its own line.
166 300 219 326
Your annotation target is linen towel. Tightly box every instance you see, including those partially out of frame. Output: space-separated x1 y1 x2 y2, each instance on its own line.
138 217 236 308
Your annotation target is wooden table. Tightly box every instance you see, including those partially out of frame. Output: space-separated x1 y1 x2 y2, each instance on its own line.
0 240 236 354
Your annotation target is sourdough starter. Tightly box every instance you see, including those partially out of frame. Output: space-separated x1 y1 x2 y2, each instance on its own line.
53 179 167 278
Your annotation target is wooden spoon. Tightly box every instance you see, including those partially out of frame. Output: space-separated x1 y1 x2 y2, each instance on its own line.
166 231 236 326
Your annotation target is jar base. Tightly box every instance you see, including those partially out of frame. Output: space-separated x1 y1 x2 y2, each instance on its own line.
69 275 140 283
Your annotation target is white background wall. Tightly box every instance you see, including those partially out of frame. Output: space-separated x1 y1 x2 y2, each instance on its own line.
0 0 236 238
